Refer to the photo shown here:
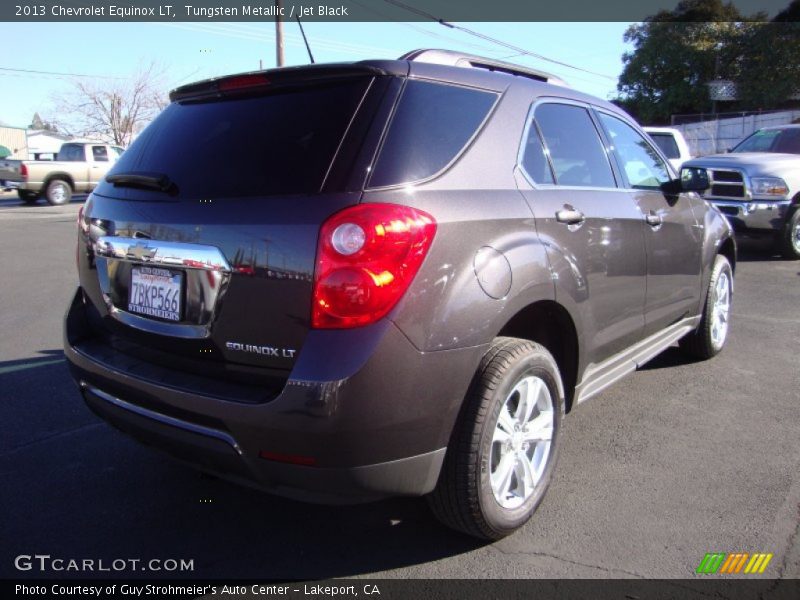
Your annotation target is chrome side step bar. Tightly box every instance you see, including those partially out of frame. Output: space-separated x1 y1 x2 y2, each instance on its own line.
575 316 701 405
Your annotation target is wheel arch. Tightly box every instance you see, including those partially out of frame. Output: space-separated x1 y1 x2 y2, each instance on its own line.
43 173 75 191
496 300 580 412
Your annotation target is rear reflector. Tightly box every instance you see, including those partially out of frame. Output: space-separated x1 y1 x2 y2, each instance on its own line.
259 450 317 466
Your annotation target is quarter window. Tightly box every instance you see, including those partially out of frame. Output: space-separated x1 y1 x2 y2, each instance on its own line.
598 113 671 190
534 103 616 188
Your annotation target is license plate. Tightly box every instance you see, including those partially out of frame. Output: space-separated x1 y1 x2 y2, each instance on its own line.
128 266 183 322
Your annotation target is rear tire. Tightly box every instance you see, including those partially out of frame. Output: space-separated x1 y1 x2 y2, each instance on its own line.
427 337 564 540
679 254 733 360
45 179 72 206
776 208 800 260
17 190 39 204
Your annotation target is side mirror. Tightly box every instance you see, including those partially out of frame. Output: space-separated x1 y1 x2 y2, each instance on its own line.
679 167 710 192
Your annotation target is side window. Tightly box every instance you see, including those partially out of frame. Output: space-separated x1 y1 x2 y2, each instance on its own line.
520 121 554 185
369 80 498 188
534 103 616 188
92 146 109 162
598 113 670 190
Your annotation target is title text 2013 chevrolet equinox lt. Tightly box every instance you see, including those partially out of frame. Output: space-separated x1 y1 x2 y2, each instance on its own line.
64 50 736 540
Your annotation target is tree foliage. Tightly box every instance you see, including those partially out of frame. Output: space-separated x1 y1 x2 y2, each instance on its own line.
616 0 800 123
48 62 168 146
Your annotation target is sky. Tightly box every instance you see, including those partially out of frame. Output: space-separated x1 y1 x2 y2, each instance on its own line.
0 21 631 129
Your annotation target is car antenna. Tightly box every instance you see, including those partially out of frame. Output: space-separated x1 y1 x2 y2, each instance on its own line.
296 16 315 64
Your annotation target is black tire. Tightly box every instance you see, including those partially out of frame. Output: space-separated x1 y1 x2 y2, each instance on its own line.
44 178 72 206
776 208 800 260
17 190 39 204
427 337 564 540
679 254 733 360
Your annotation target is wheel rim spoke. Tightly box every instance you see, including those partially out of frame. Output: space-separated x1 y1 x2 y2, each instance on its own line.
490 374 555 509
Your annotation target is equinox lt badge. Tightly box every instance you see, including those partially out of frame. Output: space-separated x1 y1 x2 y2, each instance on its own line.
225 342 296 358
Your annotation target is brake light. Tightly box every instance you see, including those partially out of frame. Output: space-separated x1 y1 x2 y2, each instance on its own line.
312 203 436 329
218 74 270 93
20 164 28 180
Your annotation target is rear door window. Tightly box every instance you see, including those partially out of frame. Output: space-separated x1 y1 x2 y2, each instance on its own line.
58 144 85 162
369 80 497 188
520 122 555 185
534 103 616 188
105 79 371 198
92 146 109 162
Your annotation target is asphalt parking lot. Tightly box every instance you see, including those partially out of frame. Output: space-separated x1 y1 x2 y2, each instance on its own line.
0 192 798 582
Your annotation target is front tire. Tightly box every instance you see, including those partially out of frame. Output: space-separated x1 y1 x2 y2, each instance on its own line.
777 208 800 260
45 179 72 206
679 254 733 360
427 337 564 540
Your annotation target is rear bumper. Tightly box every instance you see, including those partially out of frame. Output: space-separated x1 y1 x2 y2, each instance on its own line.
1 179 20 189
708 199 791 233
64 288 486 503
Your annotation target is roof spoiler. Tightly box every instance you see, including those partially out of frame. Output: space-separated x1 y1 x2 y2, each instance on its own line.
399 49 569 87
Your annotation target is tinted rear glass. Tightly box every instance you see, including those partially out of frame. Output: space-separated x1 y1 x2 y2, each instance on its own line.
369 80 497 188
58 144 85 162
106 79 370 198
648 133 680 159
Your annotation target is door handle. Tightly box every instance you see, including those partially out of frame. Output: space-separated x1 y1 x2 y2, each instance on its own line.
555 207 585 225
646 212 663 227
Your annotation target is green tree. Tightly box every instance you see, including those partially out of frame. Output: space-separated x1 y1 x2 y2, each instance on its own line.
614 0 786 123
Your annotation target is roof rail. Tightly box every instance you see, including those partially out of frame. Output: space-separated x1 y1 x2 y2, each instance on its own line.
398 49 569 87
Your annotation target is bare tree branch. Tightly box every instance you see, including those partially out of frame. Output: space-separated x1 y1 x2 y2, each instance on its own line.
46 61 168 146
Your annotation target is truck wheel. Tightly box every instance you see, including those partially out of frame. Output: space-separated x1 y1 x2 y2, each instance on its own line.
45 179 72 206
17 190 39 204
679 254 733 360
777 208 800 260
427 337 563 540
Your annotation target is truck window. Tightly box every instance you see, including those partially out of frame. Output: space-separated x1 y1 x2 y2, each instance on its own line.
648 133 680 159
733 129 780 153
92 146 109 162
58 144 85 162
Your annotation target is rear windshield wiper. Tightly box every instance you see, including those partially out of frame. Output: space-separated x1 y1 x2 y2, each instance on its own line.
106 172 177 194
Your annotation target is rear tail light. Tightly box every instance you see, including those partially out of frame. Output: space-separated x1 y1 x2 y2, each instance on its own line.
20 164 28 180
312 203 437 329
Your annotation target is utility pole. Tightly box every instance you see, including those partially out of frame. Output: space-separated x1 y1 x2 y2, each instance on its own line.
275 0 285 67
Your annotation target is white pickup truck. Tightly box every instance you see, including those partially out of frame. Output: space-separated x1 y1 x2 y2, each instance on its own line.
683 124 800 259
0 142 124 205
643 127 693 171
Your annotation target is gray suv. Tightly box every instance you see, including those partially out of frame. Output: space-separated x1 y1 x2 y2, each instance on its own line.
64 50 735 540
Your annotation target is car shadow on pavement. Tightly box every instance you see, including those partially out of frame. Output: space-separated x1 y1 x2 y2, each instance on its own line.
734 237 788 263
0 352 484 579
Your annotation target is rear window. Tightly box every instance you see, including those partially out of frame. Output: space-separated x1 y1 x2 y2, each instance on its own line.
648 133 680 159
368 80 497 188
106 79 370 198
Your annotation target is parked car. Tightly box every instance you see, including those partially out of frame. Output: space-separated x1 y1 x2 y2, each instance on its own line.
683 124 800 259
0 142 124 205
643 126 693 171
64 50 735 540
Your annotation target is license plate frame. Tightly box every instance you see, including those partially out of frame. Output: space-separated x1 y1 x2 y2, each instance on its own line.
128 266 184 322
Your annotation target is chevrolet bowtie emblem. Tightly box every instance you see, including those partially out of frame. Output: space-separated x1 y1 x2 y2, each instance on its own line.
127 243 157 261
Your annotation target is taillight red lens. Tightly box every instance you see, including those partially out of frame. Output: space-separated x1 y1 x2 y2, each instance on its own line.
20 164 28 179
312 203 437 329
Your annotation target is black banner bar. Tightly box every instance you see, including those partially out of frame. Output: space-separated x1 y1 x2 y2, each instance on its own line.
4 579 800 600
0 0 796 23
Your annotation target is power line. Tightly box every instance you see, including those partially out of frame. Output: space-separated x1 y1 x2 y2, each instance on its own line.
380 0 616 81
0 66 123 79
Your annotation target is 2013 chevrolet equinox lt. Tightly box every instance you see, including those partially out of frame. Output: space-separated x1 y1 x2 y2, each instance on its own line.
64 50 736 540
